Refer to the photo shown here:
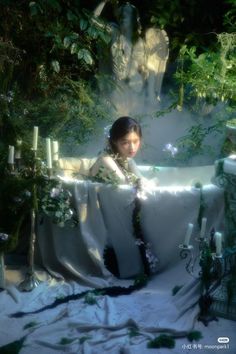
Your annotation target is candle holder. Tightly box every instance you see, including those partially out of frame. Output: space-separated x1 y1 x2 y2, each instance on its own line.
179 244 196 277
2 133 74 291
47 167 53 178
0 233 10 290
178 228 236 325
18 150 43 292
18 208 42 292
0 251 5 290
8 163 15 173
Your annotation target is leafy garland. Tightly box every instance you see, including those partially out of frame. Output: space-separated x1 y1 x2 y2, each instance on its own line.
39 182 77 227
10 275 148 318
132 186 150 276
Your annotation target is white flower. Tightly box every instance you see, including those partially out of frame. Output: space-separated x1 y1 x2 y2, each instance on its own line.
104 125 112 139
145 244 159 273
163 143 178 157
0 233 9 242
137 189 148 200
50 187 61 198
24 190 31 198
135 238 144 246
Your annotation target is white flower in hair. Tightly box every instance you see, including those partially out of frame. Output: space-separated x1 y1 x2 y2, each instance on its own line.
104 125 112 139
163 143 178 157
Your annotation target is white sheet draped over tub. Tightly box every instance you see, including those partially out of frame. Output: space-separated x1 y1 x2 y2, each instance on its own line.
37 180 224 285
0 180 230 354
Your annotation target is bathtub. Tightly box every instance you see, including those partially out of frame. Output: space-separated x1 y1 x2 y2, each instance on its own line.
138 165 215 187
59 158 215 188
39 161 224 280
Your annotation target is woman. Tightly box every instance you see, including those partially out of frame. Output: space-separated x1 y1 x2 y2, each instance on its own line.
89 116 143 184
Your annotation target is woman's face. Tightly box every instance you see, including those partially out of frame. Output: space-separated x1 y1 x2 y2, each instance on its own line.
114 131 141 158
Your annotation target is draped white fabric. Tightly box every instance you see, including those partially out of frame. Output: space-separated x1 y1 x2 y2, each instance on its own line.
37 180 224 283
1 178 232 354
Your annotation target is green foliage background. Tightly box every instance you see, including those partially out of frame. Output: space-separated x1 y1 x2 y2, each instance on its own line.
0 0 235 156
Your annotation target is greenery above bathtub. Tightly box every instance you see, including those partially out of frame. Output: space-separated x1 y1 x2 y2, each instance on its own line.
226 118 236 128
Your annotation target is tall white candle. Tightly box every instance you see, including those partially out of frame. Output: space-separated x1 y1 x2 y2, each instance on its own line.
52 140 59 161
32 126 38 151
214 232 222 256
8 145 14 164
46 138 52 169
200 217 207 239
184 223 194 246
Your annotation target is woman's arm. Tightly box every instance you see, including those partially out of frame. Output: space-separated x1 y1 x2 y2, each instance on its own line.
90 155 126 182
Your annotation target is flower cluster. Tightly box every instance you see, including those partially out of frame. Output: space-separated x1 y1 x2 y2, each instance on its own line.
163 143 178 157
40 184 76 227
145 243 159 273
135 238 159 273
103 125 112 139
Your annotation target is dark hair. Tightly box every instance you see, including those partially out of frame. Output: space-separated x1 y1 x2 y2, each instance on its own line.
109 116 142 152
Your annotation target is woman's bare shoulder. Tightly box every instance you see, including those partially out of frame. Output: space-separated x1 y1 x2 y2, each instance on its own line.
100 154 115 163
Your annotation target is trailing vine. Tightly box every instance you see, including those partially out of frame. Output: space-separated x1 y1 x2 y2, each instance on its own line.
132 183 151 276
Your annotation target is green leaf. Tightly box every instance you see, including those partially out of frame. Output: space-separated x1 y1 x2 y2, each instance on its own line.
63 37 71 49
67 10 78 22
77 49 93 65
51 60 60 73
84 292 97 305
128 326 140 337
87 26 98 39
77 49 84 60
58 337 75 345
134 273 148 287
71 43 78 54
0 336 27 354
99 31 111 44
45 31 54 38
29 2 38 16
79 336 91 344
187 331 203 342
147 335 175 349
47 0 61 11
172 285 183 295
80 18 88 31
68 33 79 41
23 321 38 330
